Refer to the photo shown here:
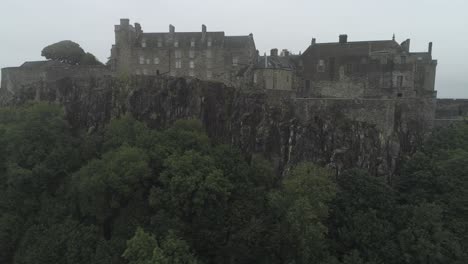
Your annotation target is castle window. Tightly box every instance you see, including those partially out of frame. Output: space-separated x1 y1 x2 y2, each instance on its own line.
191 40 196 47
397 76 404 87
139 56 145 64
381 56 388 64
174 40 179 47
146 58 151 64
175 60 182 69
401 56 407 64
141 39 146 48
345 63 353 74
189 61 195 69
317 60 325 72
189 50 195 58
207 71 213 79
175 50 182 59
253 73 257 83
135 69 141 75
232 56 239 66
207 37 212 47
157 40 163 47
143 69 148 75
206 50 212 58
189 70 195 77
154 57 160 64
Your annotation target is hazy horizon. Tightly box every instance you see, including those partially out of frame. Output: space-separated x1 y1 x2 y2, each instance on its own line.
1 0 467 98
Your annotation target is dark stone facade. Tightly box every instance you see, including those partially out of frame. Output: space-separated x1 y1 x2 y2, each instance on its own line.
110 19 257 86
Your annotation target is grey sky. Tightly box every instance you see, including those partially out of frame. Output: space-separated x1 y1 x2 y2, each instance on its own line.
1 0 467 98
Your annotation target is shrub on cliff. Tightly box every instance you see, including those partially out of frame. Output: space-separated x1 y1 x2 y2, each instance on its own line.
41 40 102 65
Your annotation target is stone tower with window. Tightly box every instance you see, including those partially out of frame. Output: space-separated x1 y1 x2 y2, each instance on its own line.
110 19 257 86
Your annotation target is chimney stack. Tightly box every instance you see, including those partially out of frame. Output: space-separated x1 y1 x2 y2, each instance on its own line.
169 24 175 33
339 34 348 44
311 38 316 45
428 42 433 55
120 18 130 26
282 49 290 56
270 48 278 57
202 24 207 40
401 39 411 52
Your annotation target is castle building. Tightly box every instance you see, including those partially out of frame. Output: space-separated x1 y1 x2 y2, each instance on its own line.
253 48 300 91
298 35 437 98
110 19 257 86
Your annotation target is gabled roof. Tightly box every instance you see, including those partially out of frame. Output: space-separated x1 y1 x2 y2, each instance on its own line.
224 35 253 49
20 60 65 68
256 55 300 70
303 40 401 57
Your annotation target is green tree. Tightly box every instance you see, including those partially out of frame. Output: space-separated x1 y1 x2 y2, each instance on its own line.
268 163 336 264
41 40 102 65
329 169 399 263
123 228 200 264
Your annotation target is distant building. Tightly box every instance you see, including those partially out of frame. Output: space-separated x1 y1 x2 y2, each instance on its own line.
253 49 300 91
110 19 257 86
298 35 437 98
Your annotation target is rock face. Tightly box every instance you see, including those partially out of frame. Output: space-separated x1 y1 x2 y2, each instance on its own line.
0 75 435 179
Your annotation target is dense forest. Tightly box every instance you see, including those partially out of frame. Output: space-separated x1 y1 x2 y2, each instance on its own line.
0 103 466 264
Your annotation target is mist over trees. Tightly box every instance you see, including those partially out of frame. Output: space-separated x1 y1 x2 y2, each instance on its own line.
0 103 466 264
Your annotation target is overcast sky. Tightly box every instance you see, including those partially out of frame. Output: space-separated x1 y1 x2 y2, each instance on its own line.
1 0 467 98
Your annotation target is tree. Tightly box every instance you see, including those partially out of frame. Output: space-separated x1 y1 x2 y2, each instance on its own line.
329 169 399 264
268 163 337 264
123 228 200 264
41 40 102 65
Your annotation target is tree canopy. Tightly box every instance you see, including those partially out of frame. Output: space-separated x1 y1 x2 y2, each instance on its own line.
0 103 466 264
41 40 102 65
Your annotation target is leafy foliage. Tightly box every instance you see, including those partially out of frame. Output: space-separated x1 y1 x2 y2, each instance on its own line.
41 40 102 65
0 104 466 264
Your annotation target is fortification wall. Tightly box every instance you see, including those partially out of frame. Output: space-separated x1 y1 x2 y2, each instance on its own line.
1 64 111 103
434 98 468 126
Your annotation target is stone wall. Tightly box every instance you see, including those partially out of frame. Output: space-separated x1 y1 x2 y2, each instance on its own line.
0 64 111 104
434 98 468 126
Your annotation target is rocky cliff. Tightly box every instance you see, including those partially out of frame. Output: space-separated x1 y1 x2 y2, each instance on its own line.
0 75 434 180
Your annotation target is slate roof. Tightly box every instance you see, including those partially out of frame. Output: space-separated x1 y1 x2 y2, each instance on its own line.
303 40 402 56
140 31 253 49
256 55 300 70
224 36 252 49
20 60 65 68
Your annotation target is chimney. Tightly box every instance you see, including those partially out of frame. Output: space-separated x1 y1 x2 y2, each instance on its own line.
270 48 278 57
120 18 130 26
428 42 433 55
339 34 348 44
282 49 290 56
202 24 207 40
264 52 268 68
401 39 410 52
135 23 142 35
169 24 175 33
311 38 316 45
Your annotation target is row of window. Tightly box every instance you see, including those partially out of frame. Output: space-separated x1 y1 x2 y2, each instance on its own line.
141 38 213 48
139 53 239 66
135 68 213 79
316 56 409 73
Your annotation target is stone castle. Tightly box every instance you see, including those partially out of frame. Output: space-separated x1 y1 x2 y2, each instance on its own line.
1 19 467 130
1 18 467 177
